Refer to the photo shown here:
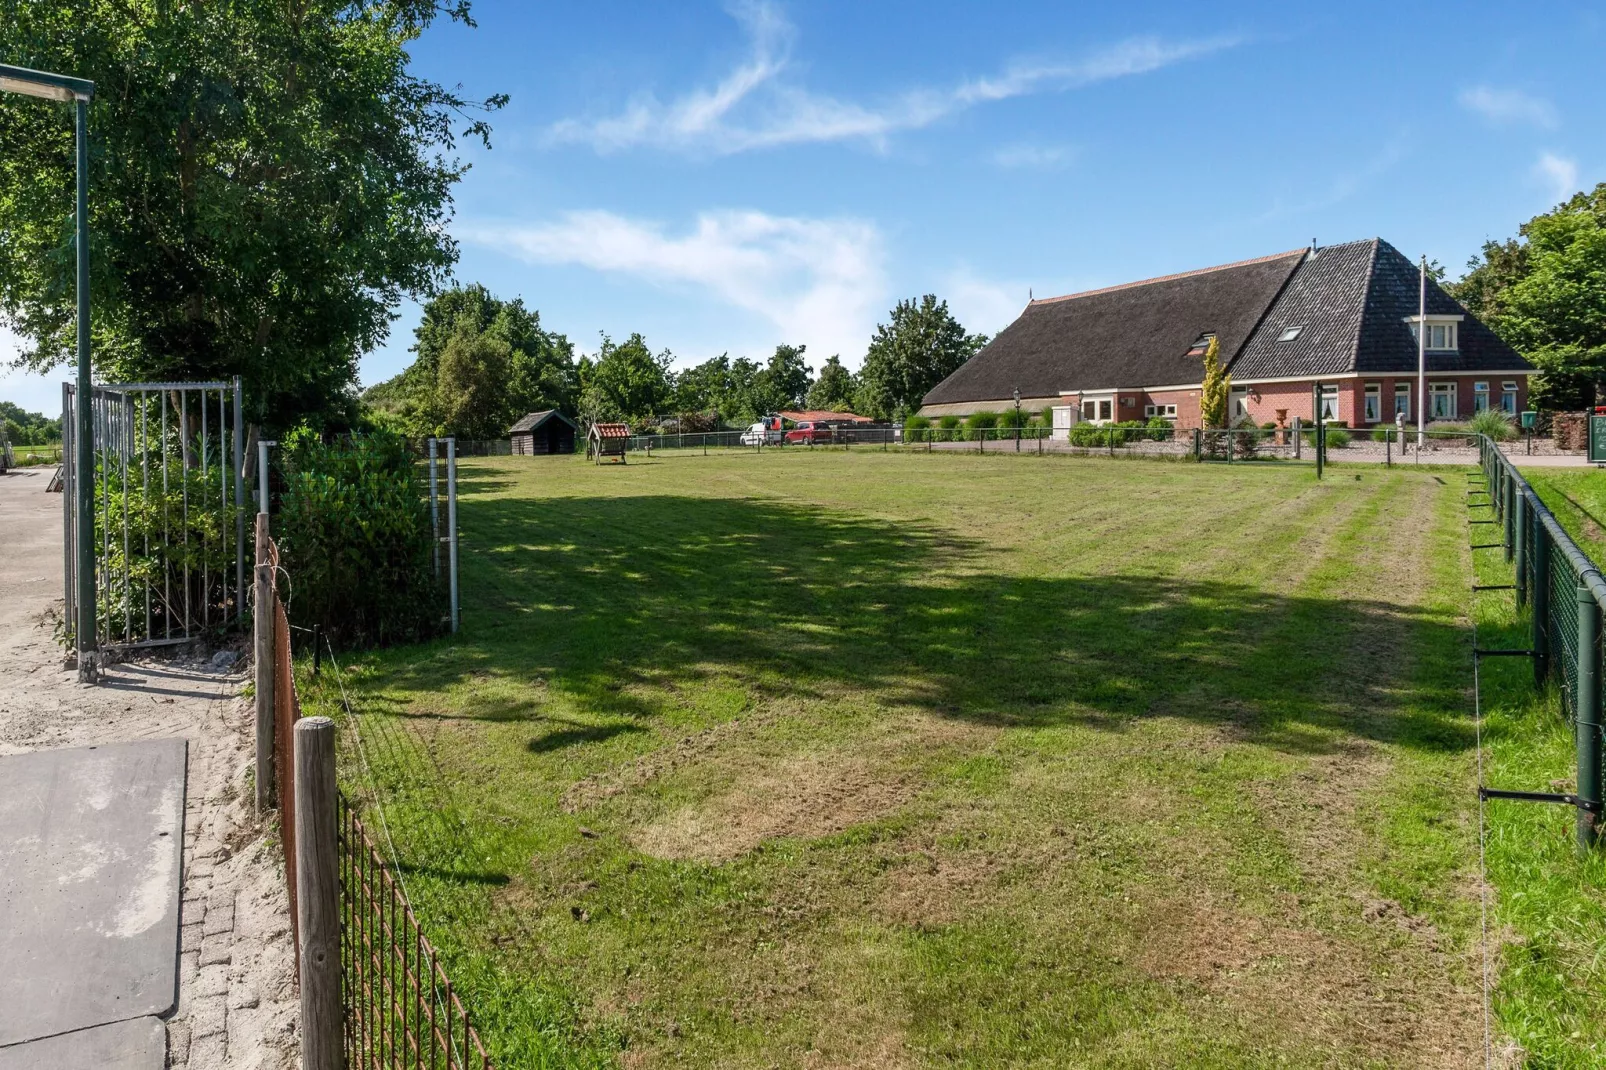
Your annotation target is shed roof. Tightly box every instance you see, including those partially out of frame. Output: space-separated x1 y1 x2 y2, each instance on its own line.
508 409 576 434
589 422 630 439
921 249 1306 405
778 409 876 424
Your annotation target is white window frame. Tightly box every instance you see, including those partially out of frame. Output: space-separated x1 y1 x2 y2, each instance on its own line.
1406 315 1462 352
1143 403 1178 419
1394 382 1411 419
1501 381 1519 415
1472 381 1490 413
1430 382 1457 420
1363 382 1381 424
1319 384 1340 422
1080 393 1116 424
1230 386 1251 421
1277 325 1305 342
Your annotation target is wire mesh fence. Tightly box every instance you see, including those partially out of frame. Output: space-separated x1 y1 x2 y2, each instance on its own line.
340 797 493 1070
1479 436 1603 848
263 534 493 1065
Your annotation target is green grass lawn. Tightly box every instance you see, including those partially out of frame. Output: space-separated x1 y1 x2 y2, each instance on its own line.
303 449 1603 1068
1525 467 1606 563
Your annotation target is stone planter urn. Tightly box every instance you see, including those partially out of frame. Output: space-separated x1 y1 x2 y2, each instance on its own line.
1275 409 1289 445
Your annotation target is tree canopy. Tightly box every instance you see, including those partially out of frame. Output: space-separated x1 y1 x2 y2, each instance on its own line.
1198 335 1229 428
579 333 675 427
1 400 60 444
855 296 987 420
0 0 505 430
1452 184 1606 410
366 283 577 438
667 344 813 424
804 355 857 412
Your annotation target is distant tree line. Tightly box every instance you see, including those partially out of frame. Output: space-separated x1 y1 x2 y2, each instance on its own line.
371 288 990 437
1 401 61 445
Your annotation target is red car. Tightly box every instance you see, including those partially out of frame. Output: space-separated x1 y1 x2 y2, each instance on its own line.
784 420 833 444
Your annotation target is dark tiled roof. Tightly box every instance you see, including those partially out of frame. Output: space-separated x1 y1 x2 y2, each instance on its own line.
1228 239 1375 379
922 250 1305 406
509 409 575 434
1233 239 1532 379
1355 241 1532 375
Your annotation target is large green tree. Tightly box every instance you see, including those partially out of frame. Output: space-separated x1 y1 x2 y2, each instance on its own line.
0 0 505 429
368 283 577 436
1452 184 1606 410
804 354 857 412
855 296 987 421
434 328 510 440
751 344 813 415
579 333 674 427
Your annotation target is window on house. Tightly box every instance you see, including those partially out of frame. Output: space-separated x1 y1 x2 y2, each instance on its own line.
1145 404 1178 419
1364 383 1381 423
1501 381 1519 415
1394 382 1411 419
1473 381 1490 412
1186 332 1216 357
1099 399 1112 421
1409 321 1459 351
1431 382 1457 420
1317 384 1340 422
1277 325 1305 342
1082 400 1095 421
1230 388 1251 421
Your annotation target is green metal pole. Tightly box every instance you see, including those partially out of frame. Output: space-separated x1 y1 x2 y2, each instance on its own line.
1574 586 1602 850
75 94 97 681
1532 519 1551 686
1514 489 1528 606
1504 469 1516 562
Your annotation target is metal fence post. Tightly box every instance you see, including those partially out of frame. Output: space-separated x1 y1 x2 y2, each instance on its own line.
1193 427 1202 462
428 438 440 580
1533 519 1552 687
1574 587 1602 850
447 437 459 634
1385 427 1391 467
293 716 343 1069
1293 417 1301 460
234 378 245 625
1504 469 1516 561
254 512 275 814
1514 490 1528 606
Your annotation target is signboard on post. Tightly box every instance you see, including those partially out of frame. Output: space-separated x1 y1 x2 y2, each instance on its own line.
1590 415 1606 464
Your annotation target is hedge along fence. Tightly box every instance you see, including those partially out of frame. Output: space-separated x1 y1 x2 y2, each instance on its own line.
274 427 445 649
1480 437 1604 849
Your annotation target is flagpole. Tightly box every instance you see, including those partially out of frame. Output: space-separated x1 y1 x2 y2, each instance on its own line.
1417 254 1427 449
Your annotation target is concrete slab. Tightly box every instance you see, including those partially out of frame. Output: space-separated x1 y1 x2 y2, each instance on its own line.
0 1017 166 1070
0 739 186 1047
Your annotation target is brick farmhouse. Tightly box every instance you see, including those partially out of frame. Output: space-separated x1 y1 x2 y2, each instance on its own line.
919 239 1533 432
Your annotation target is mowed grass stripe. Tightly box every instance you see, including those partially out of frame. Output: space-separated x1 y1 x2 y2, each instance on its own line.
304 451 1547 1068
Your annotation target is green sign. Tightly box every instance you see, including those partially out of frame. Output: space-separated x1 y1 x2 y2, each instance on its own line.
1521 410 1537 430
1590 415 1606 463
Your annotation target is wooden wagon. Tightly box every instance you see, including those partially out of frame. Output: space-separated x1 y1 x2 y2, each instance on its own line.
588 422 630 464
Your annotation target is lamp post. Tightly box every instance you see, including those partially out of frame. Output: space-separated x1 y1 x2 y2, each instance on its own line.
1 64 97 681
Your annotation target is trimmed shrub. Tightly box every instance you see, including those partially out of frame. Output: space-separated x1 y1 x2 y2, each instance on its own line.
996 408 1029 430
904 415 932 443
1145 416 1174 442
963 411 1000 441
1370 425 1393 443
937 414 962 442
1325 427 1351 448
276 426 443 649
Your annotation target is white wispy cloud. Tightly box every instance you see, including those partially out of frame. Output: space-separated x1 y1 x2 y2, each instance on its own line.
1534 151 1579 203
1458 86 1558 129
548 2 1241 155
991 143 1074 170
462 208 885 362
942 269 1032 338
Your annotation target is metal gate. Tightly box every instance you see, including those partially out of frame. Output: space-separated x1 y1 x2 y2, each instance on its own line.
62 379 245 650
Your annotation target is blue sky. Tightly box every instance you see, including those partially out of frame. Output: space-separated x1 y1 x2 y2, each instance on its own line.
4 0 1604 414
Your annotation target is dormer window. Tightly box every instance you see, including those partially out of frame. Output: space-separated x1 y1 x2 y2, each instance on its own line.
1277 325 1305 342
1406 315 1462 352
1186 332 1216 356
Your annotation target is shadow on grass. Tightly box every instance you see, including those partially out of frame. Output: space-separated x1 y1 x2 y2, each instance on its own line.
527 721 646 753
378 491 1470 757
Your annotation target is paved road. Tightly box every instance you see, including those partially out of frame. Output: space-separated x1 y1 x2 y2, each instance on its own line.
0 466 295 1069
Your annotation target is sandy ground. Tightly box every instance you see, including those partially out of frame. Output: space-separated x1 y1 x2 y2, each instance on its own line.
0 466 296 1069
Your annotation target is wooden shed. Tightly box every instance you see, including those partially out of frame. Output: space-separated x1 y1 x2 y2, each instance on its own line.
510 410 577 455
587 422 630 464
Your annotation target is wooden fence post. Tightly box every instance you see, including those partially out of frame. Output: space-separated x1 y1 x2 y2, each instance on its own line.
254 512 275 813
295 716 344 1069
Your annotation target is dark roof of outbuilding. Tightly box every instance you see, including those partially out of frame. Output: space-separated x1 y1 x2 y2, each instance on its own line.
508 409 575 434
921 249 1306 405
1231 239 1532 379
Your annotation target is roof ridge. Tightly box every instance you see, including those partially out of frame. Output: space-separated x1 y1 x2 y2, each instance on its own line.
1029 248 1308 306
